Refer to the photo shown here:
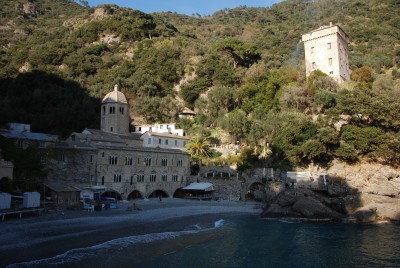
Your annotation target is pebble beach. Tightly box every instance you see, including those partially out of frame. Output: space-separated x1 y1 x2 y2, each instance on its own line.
0 198 262 267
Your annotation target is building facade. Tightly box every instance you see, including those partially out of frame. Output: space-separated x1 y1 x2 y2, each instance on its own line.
45 86 191 200
302 23 351 83
141 132 189 151
132 122 185 136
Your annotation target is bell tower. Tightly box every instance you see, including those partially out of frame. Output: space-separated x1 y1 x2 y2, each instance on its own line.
101 85 130 134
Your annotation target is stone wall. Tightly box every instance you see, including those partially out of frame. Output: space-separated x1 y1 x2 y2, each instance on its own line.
202 178 243 201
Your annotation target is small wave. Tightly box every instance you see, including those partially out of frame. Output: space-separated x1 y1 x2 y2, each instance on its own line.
214 219 225 228
279 220 295 224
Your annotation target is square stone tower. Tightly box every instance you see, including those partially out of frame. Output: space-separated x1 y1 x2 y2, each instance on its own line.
302 23 351 84
101 85 130 134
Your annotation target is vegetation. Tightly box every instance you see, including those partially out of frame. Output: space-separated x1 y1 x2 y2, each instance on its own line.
0 0 399 170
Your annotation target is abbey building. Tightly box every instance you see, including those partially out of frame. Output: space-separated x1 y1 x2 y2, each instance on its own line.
44 85 191 200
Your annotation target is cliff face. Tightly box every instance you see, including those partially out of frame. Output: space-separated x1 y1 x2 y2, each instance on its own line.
261 161 400 223
328 160 400 222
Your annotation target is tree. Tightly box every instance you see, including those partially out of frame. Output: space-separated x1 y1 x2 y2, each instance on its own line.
351 66 375 89
186 136 212 163
0 138 45 192
133 96 179 123
214 38 260 68
280 84 310 112
220 109 249 142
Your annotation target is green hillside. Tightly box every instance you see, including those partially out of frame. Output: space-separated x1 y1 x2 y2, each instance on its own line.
0 0 399 167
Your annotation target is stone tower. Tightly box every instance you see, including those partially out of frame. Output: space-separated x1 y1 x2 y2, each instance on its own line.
101 85 130 134
302 23 351 84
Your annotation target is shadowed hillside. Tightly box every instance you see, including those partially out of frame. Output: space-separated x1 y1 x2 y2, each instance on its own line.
0 71 100 135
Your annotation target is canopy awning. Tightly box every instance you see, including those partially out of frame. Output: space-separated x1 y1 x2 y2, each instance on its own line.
182 182 214 192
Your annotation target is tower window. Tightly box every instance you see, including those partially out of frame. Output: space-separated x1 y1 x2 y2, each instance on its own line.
110 127 113 132
159 138 162 145
329 58 333 65
109 106 115 114
311 47 314 53
312 62 316 69
119 107 124 114
103 106 106 115
327 43 332 49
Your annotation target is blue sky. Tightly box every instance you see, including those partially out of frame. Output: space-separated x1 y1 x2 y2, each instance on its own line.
85 0 284 16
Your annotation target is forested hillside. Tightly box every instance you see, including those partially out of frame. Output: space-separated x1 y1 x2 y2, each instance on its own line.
0 0 399 168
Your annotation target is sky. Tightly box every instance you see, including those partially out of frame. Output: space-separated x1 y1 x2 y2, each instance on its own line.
85 0 284 16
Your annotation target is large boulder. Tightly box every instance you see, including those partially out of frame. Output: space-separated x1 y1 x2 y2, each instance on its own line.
292 197 337 219
353 206 377 223
261 204 302 218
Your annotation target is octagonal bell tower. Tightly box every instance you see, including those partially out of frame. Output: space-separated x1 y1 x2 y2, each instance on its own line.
101 85 130 134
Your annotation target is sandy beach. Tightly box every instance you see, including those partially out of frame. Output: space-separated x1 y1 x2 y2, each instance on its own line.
0 198 262 267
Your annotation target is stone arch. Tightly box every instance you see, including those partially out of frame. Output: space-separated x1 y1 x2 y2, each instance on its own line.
246 182 266 201
127 190 143 200
102 190 122 200
148 189 169 198
173 187 186 198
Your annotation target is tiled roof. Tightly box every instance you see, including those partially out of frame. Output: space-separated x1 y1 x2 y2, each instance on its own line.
0 130 57 142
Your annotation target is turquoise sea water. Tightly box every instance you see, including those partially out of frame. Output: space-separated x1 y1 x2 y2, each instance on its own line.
10 216 400 268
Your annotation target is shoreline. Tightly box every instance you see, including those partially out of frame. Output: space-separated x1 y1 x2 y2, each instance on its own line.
0 198 262 267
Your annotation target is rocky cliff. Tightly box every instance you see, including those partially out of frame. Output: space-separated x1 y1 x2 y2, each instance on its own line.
262 160 400 223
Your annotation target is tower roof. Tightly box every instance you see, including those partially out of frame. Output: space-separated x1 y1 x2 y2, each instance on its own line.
102 84 128 104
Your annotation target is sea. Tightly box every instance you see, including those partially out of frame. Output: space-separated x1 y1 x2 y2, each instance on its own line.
8 215 400 268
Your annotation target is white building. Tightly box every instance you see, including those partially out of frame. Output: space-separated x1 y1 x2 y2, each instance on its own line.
302 23 351 84
133 123 185 137
141 131 189 151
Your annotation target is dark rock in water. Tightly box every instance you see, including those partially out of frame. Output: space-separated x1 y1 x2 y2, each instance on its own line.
292 198 336 219
262 188 346 220
277 194 298 207
261 204 302 218
354 206 377 223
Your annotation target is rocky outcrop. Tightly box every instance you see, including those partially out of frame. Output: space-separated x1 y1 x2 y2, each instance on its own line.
262 188 345 220
262 160 400 223
328 160 400 222
22 2 42 17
